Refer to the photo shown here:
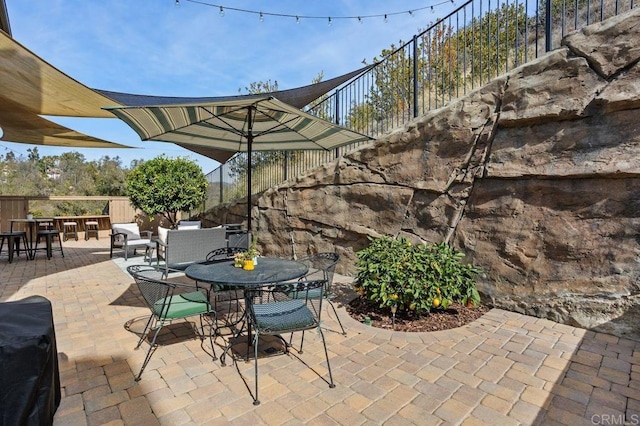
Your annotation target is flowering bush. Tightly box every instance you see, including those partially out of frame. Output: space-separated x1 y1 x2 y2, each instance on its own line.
354 236 481 314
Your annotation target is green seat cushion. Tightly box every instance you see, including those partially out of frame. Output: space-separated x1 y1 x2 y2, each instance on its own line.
153 291 210 319
253 300 316 333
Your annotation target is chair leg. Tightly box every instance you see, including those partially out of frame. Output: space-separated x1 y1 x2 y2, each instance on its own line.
46 234 53 259
318 327 336 389
20 234 30 260
7 235 15 263
135 320 164 381
327 299 347 336
136 315 156 349
253 332 260 405
56 234 65 258
200 314 217 361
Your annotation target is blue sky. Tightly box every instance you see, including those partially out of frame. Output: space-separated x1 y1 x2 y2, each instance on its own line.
2 0 455 173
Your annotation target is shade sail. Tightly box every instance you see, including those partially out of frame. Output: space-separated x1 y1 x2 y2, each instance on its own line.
0 101 130 147
105 96 374 229
95 65 371 110
0 29 129 148
0 30 117 118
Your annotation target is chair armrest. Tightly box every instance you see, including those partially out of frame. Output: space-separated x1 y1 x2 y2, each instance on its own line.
141 230 152 238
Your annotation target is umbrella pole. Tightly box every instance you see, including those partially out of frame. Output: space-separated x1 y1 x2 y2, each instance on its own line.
247 108 254 234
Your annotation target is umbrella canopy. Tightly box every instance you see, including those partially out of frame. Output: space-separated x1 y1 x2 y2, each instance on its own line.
105 96 374 230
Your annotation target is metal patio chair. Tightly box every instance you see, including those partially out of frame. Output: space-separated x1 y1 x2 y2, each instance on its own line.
245 279 335 405
127 265 217 381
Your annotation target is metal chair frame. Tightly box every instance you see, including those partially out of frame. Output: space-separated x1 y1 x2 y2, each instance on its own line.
127 265 217 381
245 279 335 405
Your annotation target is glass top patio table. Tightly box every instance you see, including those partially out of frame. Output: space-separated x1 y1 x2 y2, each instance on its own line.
185 257 309 287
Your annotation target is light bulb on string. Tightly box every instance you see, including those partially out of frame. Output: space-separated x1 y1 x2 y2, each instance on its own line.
409 10 414 17
219 6 224 17
174 0 179 7
296 16 300 24
384 14 388 23
358 16 362 24
259 12 264 22
431 6 435 13
328 17 332 26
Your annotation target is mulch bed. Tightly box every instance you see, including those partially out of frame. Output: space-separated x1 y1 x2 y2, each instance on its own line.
346 297 490 332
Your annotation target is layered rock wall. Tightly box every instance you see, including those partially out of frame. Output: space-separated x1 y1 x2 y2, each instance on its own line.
205 9 640 339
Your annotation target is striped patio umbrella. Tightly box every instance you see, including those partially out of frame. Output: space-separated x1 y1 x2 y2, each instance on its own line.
104 96 373 231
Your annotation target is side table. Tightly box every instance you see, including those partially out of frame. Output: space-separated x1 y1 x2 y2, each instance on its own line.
144 241 157 265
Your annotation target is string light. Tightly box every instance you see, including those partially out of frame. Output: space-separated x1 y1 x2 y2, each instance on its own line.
184 0 457 24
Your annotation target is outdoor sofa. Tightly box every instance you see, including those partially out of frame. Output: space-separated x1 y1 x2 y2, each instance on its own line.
156 226 227 275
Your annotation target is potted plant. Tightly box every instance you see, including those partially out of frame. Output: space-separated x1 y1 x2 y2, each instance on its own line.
247 236 260 265
233 251 247 268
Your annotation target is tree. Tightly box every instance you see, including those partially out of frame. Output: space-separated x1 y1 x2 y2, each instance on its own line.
125 156 208 228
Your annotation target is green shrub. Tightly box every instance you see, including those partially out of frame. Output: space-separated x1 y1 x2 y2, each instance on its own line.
354 236 482 314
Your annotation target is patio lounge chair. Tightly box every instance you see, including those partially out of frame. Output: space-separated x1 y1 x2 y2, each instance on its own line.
110 223 152 260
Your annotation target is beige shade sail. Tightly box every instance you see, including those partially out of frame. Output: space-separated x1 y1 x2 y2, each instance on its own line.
0 29 128 147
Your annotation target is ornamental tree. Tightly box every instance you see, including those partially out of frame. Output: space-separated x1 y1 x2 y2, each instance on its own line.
125 156 207 228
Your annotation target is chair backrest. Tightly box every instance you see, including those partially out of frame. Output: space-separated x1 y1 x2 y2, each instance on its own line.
205 246 246 262
163 227 227 267
298 253 339 293
177 221 201 230
227 230 249 250
112 223 142 241
127 265 175 317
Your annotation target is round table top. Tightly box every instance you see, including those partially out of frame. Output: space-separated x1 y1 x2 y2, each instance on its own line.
185 257 308 286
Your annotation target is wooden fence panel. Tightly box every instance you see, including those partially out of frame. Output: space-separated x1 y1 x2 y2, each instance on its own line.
0 197 28 232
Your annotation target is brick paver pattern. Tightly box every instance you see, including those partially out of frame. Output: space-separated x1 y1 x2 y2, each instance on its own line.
1 239 639 425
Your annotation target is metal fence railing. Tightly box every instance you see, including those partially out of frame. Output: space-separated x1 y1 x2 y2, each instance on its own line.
204 0 636 211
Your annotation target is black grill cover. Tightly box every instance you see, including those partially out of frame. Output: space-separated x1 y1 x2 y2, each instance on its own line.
0 296 61 425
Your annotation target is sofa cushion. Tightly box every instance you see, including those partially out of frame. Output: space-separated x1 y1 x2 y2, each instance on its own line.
177 221 201 230
158 226 169 244
112 223 141 240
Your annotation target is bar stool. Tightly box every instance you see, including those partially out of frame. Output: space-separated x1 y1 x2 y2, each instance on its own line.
0 231 30 263
37 219 55 243
33 230 64 259
62 221 78 241
84 220 99 240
